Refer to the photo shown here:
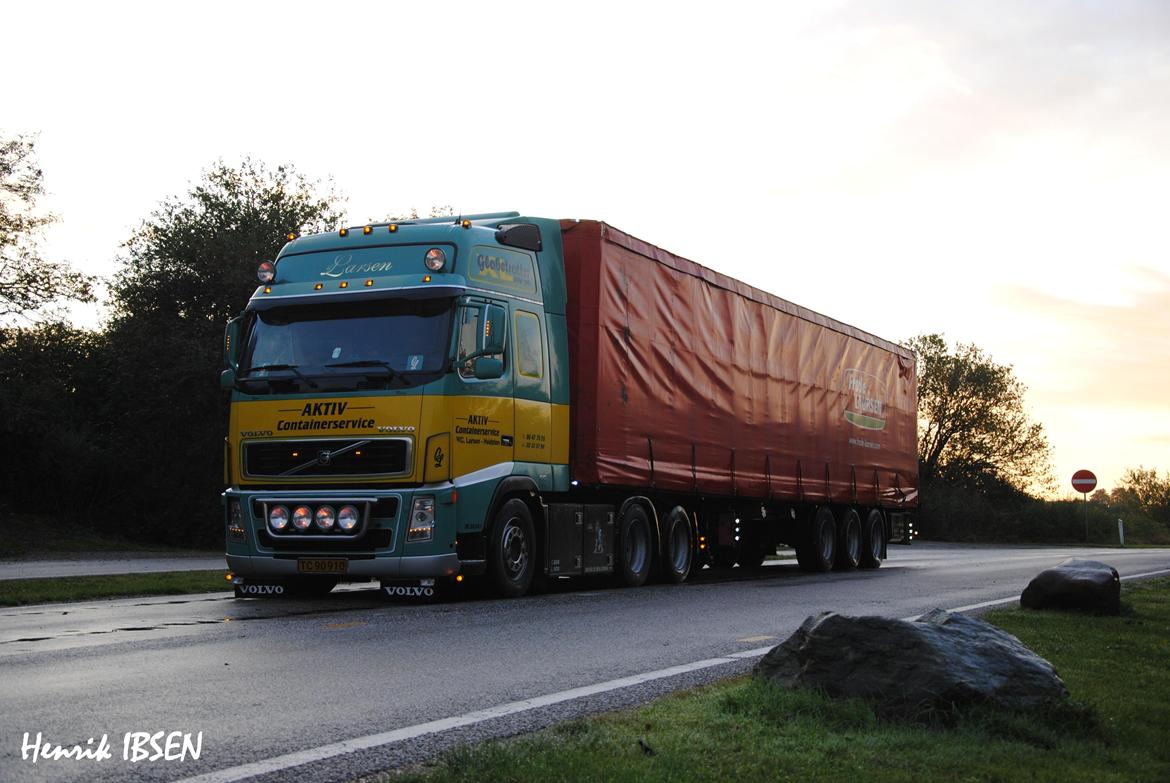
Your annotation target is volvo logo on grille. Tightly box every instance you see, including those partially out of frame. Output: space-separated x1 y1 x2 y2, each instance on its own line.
317 450 332 465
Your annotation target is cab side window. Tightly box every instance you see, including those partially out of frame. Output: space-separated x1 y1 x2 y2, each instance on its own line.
456 306 481 379
515 310 543 379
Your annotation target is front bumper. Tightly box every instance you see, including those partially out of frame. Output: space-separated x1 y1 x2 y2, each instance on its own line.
223 486 466 580
226 552 461 579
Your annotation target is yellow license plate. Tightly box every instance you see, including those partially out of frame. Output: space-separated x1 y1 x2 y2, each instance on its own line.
297 558 348 574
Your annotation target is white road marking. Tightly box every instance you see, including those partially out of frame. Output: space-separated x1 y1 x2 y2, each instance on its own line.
175 566 1170 783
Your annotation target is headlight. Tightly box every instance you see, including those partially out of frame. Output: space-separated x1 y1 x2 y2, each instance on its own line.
424 248 446 272
269 505 290 532
338 505 360 532
315 505 336 531
408 496 435 542
292 505 313 531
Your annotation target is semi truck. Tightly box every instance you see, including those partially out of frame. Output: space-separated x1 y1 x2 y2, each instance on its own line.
221 213 918 598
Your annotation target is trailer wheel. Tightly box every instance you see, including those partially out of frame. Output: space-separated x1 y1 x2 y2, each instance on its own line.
834 508 862 570
795 506 836 572
488 499 535 598
860 509 885 569
661 506 693 583
617 503 653 587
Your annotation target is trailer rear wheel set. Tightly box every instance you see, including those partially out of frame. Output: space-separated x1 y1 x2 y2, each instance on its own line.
483 493 900 598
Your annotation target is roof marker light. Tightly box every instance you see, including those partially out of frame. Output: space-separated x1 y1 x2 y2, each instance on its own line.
461 219 471 229
363 225 372 235
263 286 271 294
388 224 398 233
340 281 348 288
423 275 431 283
365 279 374 287
339 228 349 237
314 283 323 290
286 232 297 241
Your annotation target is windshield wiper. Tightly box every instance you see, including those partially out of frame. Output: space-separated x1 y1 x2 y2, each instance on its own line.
326 359 401 383
240 363 318 389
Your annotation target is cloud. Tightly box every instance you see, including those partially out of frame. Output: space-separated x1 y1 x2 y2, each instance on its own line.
994 268 1170 410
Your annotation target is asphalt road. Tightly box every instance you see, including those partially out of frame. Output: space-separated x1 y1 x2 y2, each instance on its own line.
3 543 1169 783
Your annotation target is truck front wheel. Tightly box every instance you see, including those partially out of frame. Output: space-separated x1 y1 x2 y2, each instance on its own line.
617 504 653 587
488 499 536 598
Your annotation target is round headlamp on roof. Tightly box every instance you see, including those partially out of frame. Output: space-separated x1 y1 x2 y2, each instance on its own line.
424 248 446 272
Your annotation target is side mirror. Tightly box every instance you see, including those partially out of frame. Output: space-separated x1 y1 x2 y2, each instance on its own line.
481 304 506 356
473 356 504 380
220 368 237 390
224 315 243 369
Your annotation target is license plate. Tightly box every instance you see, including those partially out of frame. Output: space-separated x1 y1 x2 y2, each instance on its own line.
297 558 348 575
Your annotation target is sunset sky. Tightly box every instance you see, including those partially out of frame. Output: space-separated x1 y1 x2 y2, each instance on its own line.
5 0 1167 494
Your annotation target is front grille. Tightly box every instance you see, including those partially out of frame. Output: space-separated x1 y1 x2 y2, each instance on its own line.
245 438 411 477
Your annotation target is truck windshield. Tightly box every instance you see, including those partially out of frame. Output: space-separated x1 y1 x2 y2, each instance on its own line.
238 298 453 392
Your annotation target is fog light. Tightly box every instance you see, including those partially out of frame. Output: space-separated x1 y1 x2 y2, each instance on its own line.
408 496 435 542
338 505 360 532
269 505 290 532
315 505 336 531
292 505 313 531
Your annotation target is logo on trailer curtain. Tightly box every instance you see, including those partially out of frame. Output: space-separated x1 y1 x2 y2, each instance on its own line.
843 369 887 431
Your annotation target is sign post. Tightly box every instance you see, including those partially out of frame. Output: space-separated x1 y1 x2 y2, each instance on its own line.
1071 470 1097 542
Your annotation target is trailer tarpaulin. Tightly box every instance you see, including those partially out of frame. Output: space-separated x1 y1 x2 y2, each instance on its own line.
561 220 918 509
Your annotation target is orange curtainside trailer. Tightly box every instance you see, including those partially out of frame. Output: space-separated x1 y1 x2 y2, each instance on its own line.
561 219 918 511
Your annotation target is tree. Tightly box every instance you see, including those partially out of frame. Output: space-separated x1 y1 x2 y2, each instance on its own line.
0 133 94 318
1111 466 1170 527
908 334 1053 494
111 158 342 325
101 159 342 545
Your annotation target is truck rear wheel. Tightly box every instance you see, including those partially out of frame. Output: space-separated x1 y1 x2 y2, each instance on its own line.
860 509 885 569
617 503 653 587
488 499 535 598
834 508 862 570
795 506 836 572
660 506 693 583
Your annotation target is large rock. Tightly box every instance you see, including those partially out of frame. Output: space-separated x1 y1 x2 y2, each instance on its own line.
1020 558 1121 614
754 609 1068 713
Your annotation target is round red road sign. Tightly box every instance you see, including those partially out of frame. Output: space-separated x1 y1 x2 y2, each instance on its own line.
1071 469 1097 494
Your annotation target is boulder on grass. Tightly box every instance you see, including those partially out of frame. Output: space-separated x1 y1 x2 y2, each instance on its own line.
1020 558 1120 615
754 609 1067 713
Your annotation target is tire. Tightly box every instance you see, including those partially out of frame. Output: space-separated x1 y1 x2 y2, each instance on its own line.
487 499 536 598
834 508 862 571
860 509 885 569
660 506 693 583
617 503 654 587
795 506 836 572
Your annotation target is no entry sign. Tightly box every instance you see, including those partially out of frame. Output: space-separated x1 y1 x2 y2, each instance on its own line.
1071 469 1097 495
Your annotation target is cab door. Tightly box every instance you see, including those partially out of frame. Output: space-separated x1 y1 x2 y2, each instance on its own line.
451 298 514 478
511 306 552 465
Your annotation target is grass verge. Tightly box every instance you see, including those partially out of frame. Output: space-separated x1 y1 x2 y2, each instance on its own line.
0 571 231 606
378 578 1170 783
